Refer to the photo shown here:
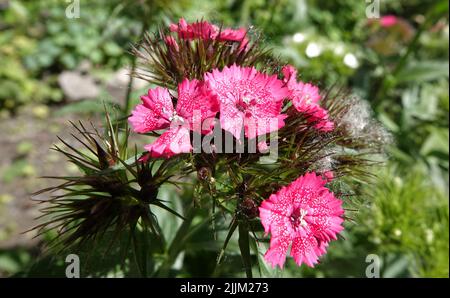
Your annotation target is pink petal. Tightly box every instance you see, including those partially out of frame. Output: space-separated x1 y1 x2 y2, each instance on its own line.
217 27 247 42
323 170 334 182
259 172 345 268
169 18 218 40
144 125 192 158
245 110 287 139
164 36 179 52
264 227 292 269
259 190 295 236
205 64 289 139
259 197 294 236
282 65 335 132
217 27 249 49
291 82 321 108
176 78 219 133
281 65 298 89
219 103 245 140
129 87 174 133
380 15 398 27
291 226 327 267
303 105 335 132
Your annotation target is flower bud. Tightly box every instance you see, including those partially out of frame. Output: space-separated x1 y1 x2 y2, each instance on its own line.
240 198 259 219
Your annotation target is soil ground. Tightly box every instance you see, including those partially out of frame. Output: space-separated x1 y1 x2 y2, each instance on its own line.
0 104 104 249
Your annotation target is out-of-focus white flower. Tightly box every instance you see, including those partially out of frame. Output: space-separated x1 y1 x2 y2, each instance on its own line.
393 229 402 237
343 53 359 68
305 42 322 58
372 237 382 245
334 44 345 56
425 229 434 244
292 32 306 43
394 176 403 188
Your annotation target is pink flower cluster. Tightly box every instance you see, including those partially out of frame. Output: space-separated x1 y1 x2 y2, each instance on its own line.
132 61 335 155
129 61 334 158
129 20 343 269
259 172 344 268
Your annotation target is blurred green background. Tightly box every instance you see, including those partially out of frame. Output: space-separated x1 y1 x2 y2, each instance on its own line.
0 0 448 277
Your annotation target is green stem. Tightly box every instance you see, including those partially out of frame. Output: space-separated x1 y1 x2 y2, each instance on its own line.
123 57 137 116
238 223 253 278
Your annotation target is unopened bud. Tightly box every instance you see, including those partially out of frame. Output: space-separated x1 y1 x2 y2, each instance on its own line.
197 167 212 181
240 198 259 219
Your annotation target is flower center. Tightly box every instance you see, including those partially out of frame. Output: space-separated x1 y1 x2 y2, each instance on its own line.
242 96 252 105
291 208 308 228
169 112 185 124
303 95 312 105
236 95 252 113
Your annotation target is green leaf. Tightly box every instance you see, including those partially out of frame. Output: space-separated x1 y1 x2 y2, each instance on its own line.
396 61 449 83
104 42 122 57
217 219 238 265
421 127 449 156
238 224 252 278
132 227 149 277
60 53 77 69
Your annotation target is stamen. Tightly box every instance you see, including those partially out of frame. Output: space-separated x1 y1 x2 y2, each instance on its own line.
169 112 185 124
304 95 312 105
290 208 308 228
299 209 308 227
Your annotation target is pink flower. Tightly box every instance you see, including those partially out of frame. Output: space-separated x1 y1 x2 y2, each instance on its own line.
259 172 344 268
217 27 249 50
304 105 335 132
169 18 248 47
170 18 218 40
205 64 289 140
129 79 218 158
129 87 174 134
282 65 321 106
380 15 398 27
282 65 334 132
292 82 322 107
217 27 247 42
